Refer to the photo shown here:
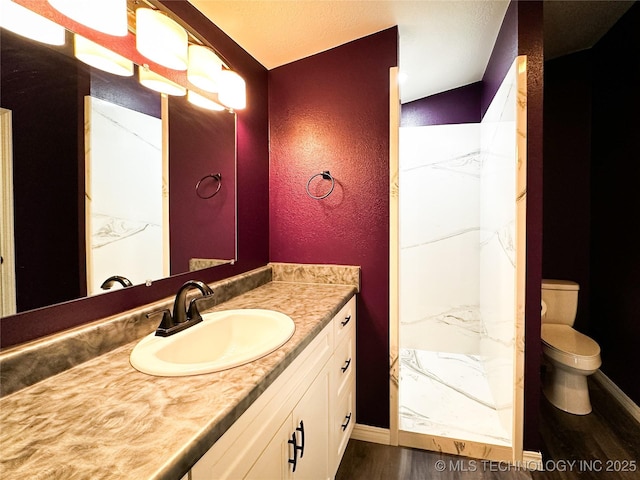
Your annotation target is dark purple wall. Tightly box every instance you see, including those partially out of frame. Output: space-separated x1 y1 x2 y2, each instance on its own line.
482 1 518 118
543 0 640 410
517 0 544 453
1 30 83 312
0 0 270 349
401 82 481 126
268 28 398 428
543 50 592 334
590 3 640 404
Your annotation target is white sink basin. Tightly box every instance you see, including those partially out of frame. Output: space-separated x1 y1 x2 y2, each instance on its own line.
130 309 295 376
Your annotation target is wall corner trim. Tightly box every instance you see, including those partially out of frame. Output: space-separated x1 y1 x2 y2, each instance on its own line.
350 424 391 445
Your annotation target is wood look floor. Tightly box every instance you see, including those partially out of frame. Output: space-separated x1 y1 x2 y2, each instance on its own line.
336 378 639 480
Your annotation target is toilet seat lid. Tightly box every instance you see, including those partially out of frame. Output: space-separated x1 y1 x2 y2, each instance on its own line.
541 324 600 357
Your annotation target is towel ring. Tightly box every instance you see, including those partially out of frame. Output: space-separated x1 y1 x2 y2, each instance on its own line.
196 173 222 199
306 171 335 200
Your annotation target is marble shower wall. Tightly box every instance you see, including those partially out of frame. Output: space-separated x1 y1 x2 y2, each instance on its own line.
85 96 166 295
399 59 522 444
479 59 520 437
399 123 481 354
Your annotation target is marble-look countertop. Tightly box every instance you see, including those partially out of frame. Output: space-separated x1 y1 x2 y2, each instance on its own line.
0 281 356 480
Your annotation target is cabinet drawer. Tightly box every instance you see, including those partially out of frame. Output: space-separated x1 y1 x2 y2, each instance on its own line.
332 334 355 399
333 296 355 351
333 388 355 466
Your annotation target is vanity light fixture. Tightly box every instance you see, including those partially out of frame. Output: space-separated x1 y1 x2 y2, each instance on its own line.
74 34 134 77
0 0 66 45
138 66 186 96
187 91 225 111
218 70 246 110
136 8 188 71
187 45 223 92
48 0 128 36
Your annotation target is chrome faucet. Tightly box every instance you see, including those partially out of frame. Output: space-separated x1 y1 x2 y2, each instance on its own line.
100 275 133 290
153 280 214 337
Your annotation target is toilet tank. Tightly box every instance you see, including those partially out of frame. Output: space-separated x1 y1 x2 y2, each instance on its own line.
541 279 579 326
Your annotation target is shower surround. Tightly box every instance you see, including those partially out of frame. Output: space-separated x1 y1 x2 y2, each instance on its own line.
398 58 526 448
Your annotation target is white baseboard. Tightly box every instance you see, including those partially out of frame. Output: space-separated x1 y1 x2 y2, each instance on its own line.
522 450 543 470
350 424 391 445
592 369 640 423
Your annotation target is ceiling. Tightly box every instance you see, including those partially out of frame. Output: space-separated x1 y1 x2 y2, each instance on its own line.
188 0 634 103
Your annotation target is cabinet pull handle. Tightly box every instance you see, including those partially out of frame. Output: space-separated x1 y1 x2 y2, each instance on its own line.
341 314 351 327
296 420 305 458
288 432 301 472
341 358 352 373
341 413 352 431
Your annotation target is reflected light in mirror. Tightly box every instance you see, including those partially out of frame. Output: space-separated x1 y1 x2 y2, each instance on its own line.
136 8 188 71
74 35 134 77
188 45 223 92
187 90 225 111
0 0 66 45
218 70 246 110
138 67 186 96
48 0 128 36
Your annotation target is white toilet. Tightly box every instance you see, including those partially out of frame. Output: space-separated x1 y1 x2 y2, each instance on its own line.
541 279 601 415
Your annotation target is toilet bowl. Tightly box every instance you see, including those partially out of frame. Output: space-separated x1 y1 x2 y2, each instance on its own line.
541 280 601 415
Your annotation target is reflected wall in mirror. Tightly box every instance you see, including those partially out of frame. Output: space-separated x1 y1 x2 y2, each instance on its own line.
0 27 236 315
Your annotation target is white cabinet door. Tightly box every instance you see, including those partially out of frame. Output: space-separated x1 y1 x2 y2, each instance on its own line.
245 417 293 480
292 364 331 480
246 363 330 480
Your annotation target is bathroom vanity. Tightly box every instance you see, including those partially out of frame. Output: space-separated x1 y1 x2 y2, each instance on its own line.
191 295 356 479
0 264 358 479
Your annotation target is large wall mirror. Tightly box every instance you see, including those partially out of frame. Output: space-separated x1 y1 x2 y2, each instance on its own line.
0 21 237 316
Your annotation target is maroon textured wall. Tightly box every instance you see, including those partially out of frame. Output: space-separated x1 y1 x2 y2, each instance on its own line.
269 28 398 428
1 0 270 348
168 98 236 273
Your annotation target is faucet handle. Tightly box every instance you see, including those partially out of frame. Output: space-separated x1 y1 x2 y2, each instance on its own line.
187 298 204 323
147 309 174 335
